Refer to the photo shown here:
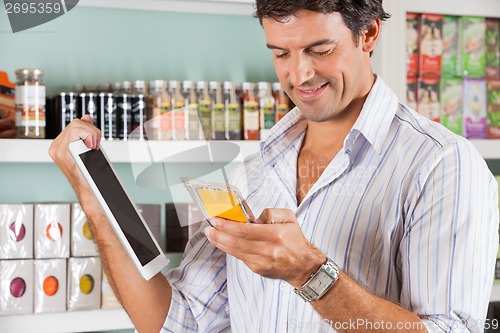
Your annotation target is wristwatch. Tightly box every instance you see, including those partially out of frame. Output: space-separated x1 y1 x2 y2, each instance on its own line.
294 258 340 302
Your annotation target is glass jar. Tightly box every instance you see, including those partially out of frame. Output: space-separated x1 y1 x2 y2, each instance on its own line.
15 68 46 138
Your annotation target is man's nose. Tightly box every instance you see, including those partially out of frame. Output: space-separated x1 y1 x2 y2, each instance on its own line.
289 55 315 87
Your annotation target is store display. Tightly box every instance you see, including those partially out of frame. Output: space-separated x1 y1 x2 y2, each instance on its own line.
463 78 487 138
0 259 33 315
487 80 500 138
440 77 463 135
70 203 98 257
462 16 486 78
15 68 46 139
0 204 33 259
34 203 70 259
67 257 101 311
34 259 66 313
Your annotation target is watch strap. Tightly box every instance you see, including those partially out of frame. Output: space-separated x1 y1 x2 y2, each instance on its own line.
293 258 339 302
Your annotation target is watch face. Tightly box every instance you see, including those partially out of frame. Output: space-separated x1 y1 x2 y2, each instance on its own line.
309 271 330 294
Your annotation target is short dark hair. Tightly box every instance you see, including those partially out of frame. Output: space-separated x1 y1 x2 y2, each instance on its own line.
254 0 390 45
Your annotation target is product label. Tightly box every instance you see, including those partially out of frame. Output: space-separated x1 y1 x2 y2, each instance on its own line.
199 99 212 139
244 101 259 130
487 80 500 138
261 102 275 130
188 103 200 140
462 17 486 78
440 77 463 136
15 85 46 127
226 102 241 131
213 103 225 132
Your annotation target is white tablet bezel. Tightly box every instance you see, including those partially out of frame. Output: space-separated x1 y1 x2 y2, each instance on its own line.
68 139 168 280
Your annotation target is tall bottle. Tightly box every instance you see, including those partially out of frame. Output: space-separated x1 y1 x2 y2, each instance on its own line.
196 81 212 140
129 80 149 140
210 81 225 140
169 80 185 141
183 80 203 140
115 81 132 141
242 82 259 140
272 82 291 122
149 80 168 140
224 81 242 140
257 82 275 141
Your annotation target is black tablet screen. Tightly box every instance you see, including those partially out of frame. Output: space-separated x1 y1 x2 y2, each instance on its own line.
80 149 160 266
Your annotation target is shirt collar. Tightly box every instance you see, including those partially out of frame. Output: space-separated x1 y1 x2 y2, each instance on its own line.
260 75 399 164
349 75 399 154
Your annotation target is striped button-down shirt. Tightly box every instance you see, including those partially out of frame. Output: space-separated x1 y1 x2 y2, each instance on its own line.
162 76 499 332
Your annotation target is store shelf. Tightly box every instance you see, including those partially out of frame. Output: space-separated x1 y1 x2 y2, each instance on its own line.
1 139 498 163
0 308 133 333
0 139 261 164
78 0 254 16
404 0 500 17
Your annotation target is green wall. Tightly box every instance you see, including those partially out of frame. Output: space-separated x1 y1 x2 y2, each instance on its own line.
0 5 276 95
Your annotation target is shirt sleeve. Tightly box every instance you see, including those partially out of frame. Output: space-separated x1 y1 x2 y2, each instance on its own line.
400 140 499 333
161 221 231 333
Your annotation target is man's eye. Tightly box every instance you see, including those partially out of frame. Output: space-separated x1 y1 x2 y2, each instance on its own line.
275 53 288 59
313 49 332 56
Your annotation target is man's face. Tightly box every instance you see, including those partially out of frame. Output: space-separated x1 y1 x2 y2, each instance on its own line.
263 10 374 123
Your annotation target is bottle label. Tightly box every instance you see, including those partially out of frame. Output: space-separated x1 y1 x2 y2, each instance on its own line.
213 103 225 132
262 102 275 130
227 102 241 131
15 85 46 127
244 101 259 131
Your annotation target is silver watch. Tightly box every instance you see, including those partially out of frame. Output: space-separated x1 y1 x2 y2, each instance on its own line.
294 258 340 302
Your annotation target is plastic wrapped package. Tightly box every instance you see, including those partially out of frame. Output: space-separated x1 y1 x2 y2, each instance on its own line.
0 259 34 315
0 204 33 259
181 177 255 223
67 257 101 311
101 270 121 309
34 259 67 313
34 203 70 259
70 203 98 257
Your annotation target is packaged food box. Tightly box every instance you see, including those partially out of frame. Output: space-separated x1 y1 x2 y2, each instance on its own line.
0 71 15 122
0 259 34 315
440 77 463 136
34 203 70 259
406 13 420 78
101 270 121 310
485 18 500 80
417 76 440 122
487 79 500 138
34 259 67 313
67 257 102 311
419 14 443 77
70 203 98 257
441 16 461 77
463 78 487 138
406 76 418 111
462 16 486 78
0 204 33 259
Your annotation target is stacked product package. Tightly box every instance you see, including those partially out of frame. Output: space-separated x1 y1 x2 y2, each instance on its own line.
406 14 500 139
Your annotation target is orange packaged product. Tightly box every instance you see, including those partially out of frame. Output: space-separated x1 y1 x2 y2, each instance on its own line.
0 71 15 122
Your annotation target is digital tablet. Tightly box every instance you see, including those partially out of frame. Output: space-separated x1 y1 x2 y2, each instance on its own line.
68 140 168 280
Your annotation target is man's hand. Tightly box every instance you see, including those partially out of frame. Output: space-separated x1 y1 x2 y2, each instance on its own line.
0 118 15 138
204 208 326 289
49 115 101 178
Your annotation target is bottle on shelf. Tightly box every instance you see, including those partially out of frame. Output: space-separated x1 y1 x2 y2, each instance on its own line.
224 81 242 140
210 81 225 140
170 80 186 141
242 82 259 140
183 80 203 140
196 81 212 140
257 81 275 141
15 68 46 139
272 82 291 123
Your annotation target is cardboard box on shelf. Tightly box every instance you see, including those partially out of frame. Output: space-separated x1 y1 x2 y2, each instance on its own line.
463 78 487 138
34 259 67 314
442 16 461 77
406 13 420 78
462 16 486 78
419 14 444 77
440 77 464 136
0 204 33 259
0 259 34 315
70 203 99 257
487 79 500 138
485 18 500 80
0 71 15 122
417 76 441 122
67 257 102 311
34 203 70 259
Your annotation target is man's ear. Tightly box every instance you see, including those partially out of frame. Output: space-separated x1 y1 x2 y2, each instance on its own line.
361 19 381 53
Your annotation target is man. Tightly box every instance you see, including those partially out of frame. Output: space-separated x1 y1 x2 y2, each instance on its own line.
50 1 499 332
